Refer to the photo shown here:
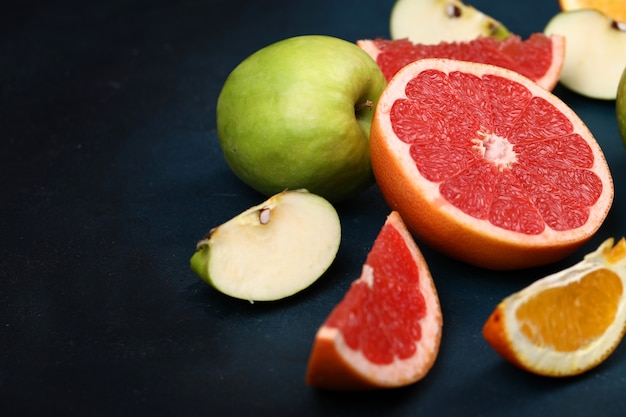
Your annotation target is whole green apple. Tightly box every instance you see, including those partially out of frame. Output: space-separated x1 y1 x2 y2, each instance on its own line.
216 35 387 202
618 65 626 147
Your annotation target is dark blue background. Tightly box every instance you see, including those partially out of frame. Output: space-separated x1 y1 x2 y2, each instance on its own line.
2 0 625 416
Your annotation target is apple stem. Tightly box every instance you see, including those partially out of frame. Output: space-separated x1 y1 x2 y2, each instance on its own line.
355 100 373 112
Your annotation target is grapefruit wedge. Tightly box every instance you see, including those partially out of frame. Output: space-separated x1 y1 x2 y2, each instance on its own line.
370 58 614 270
357 33 565 91
306 211 442 390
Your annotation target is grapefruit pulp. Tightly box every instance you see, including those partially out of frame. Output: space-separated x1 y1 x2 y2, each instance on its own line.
306 211 442 390
357 33 565 91
370 58 614 270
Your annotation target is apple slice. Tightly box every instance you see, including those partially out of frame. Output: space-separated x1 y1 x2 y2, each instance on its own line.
390 0 509 45
190 190 341 302
544 9 626 100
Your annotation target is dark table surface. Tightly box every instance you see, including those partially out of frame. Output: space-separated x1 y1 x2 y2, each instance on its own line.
3 0 626 416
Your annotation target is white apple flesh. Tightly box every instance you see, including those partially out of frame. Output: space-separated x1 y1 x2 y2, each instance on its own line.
545 9 626 100
190 190 341 302
390 0 509 45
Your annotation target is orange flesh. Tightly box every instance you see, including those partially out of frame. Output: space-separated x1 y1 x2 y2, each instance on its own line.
372 34 557 82
393 69 602 234
516 268 623 351
559 0 626 23
325 223 426 365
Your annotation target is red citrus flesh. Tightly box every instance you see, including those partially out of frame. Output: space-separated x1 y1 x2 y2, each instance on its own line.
370 58 614 270
306 211 442 390
357 33 565 90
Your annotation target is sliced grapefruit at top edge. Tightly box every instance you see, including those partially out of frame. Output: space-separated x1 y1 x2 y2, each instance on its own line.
370 58 614 270
306 211 442 390
357 33 565 91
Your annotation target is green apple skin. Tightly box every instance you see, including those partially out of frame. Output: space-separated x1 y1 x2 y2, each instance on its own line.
216 35 387 203
545 10 626 100
618 65 626 147
390 0 510 45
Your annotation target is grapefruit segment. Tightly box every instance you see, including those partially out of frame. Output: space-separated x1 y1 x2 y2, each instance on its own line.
370 58 614 270
357 33 565 91
306 211 442 390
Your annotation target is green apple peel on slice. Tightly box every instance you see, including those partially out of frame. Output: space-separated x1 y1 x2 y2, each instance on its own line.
545 10 626 100
390 0 509 45
190 190 341 302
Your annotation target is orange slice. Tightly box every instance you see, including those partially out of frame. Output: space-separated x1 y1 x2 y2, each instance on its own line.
370 58 614 270
306 211 442 390
559 0 626 23
483 238 626 376
357 33 565 91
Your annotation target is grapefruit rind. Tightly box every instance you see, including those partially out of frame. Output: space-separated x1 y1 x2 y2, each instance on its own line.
483 238 626 376
370 58 614 270
306 211 443 390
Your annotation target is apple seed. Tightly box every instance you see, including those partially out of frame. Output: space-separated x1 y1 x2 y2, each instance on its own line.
488 22 503 36
613 21 626 32
446 3 462 18
259 207 271 224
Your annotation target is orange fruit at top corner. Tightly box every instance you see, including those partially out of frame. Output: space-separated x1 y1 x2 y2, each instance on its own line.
357 33 565 91
306 211 442 390
483 237 626 377
559 0 626 23
370 58 614 270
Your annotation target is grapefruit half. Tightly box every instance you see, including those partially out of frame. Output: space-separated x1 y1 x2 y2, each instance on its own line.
370 58 614 270
357 34 565 91
306 211 442 390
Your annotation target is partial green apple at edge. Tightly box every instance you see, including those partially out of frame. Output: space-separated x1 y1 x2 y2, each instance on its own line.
190 190 341 303
216 35 387 203
545 9 626 100
618 65 626 147
390 0 510 45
